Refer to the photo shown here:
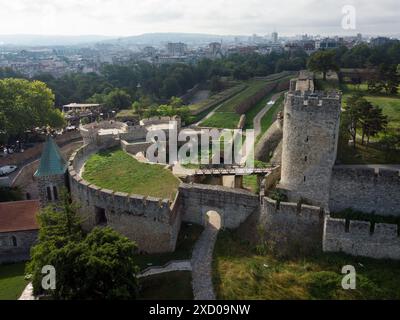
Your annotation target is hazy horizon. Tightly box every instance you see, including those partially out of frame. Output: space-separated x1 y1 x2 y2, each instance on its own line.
0 0 399 38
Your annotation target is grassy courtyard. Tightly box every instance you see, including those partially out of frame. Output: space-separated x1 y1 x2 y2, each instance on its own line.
83 148 181 200
138 271 193 300
212 230 400 300
0 262 28 300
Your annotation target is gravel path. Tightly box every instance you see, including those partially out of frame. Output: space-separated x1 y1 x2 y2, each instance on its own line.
191 223 219 300
253 92 283 138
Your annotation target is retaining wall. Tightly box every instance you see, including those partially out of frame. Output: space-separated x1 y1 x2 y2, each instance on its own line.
323 215 400 260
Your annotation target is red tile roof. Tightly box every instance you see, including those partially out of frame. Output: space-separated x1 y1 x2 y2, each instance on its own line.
0 200 40 233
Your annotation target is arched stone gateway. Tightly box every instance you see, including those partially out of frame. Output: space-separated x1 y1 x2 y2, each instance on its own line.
205 210 222 230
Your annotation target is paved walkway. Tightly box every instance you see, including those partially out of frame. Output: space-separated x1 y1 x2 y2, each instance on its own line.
137 260 192 278
191 223 220 300
253 92 283 138
18 283 35 300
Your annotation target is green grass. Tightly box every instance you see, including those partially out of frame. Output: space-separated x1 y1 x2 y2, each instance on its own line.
201 112 241 129
134 223 204 271
342 83 400 130
212 230 400 300
243 175 259 193
258 96 284 141
200 75 291 129
244 92 275 129
138 271 193 300
83 148 181 200
0 262 28 300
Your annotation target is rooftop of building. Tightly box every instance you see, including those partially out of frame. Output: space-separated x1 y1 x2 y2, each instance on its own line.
0 200 40 233
34 136 67 177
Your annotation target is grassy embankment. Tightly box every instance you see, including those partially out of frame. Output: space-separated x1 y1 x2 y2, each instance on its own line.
212 230 400 300
83 148 181 200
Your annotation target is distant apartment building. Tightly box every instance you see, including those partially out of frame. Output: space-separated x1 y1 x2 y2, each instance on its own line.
315 38 343 49
166 42 187 56
272 32 278 43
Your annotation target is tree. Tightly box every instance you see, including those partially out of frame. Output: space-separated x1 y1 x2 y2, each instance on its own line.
343 93 366 148
0 78 64 139
104 89 132 111
360 105 388 145
308 50 339 80
27 192 139 300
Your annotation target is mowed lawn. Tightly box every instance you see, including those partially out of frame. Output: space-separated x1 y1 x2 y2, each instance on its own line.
201 80 275 129
83 148 180 200
0 262 28 300
342 84 400 130
213 231 400 300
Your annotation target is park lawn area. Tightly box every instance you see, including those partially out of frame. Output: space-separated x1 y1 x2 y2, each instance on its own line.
134 223 204 271
201 112 241 129
342 83 400 130
82 148 180 200
0 262 28 300
337 140 400 164
212 230 400 300
138 271 193 300
244 92 275 129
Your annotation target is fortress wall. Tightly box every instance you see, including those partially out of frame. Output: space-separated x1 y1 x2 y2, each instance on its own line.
323 215 400 260
329 167 400 216
68 144 181 254
120 139 152 155
179 183 259 229
260 197 325 252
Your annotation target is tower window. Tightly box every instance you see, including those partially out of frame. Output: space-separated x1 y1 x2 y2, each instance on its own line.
46 187 52 201
304 176 306 182
11 236 17 247
305 156 308 162
53 186 58 200
305 136 309 142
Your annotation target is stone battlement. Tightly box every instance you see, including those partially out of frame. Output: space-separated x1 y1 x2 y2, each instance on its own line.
323 215 400 260
284 90 341 114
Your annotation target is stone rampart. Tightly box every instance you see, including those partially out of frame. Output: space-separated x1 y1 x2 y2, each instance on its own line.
323 215 400 260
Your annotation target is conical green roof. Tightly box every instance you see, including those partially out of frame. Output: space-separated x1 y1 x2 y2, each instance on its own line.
34 136 67 177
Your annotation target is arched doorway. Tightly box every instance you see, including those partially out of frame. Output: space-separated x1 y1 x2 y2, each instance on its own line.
206 210 222 230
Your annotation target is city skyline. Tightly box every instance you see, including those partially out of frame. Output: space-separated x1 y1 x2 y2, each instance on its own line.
0 0 399 37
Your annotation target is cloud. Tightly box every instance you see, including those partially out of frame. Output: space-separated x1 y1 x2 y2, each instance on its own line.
0 0 398 36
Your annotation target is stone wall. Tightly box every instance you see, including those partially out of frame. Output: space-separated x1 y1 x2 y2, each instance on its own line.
0 230 38 263
120 139 152 156
329 166 400 216
254 120 283 162
0 131 81 166
68 143 181 254
260 197 325 253
179 183 259 229
323 215 400 260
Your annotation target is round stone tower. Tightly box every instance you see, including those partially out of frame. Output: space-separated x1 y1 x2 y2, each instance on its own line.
279 77 341 208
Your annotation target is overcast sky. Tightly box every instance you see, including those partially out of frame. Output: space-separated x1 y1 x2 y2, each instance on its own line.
0 0 398 37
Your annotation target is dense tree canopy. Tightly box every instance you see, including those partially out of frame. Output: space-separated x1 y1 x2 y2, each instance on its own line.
0 78 65 140
27 192 139 300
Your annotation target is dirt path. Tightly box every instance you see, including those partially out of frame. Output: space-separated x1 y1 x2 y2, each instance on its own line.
253 92 283 138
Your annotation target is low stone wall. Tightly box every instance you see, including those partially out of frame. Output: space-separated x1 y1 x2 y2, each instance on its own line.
260 197 325 253
0 131 81 166
68 143 181 254
120 139 152 156
179 183 259 229
0 230 38 264
329 166 400 216
323 215 400 260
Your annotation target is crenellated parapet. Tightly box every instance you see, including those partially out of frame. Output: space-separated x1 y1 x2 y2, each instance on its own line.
323 215 400 260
